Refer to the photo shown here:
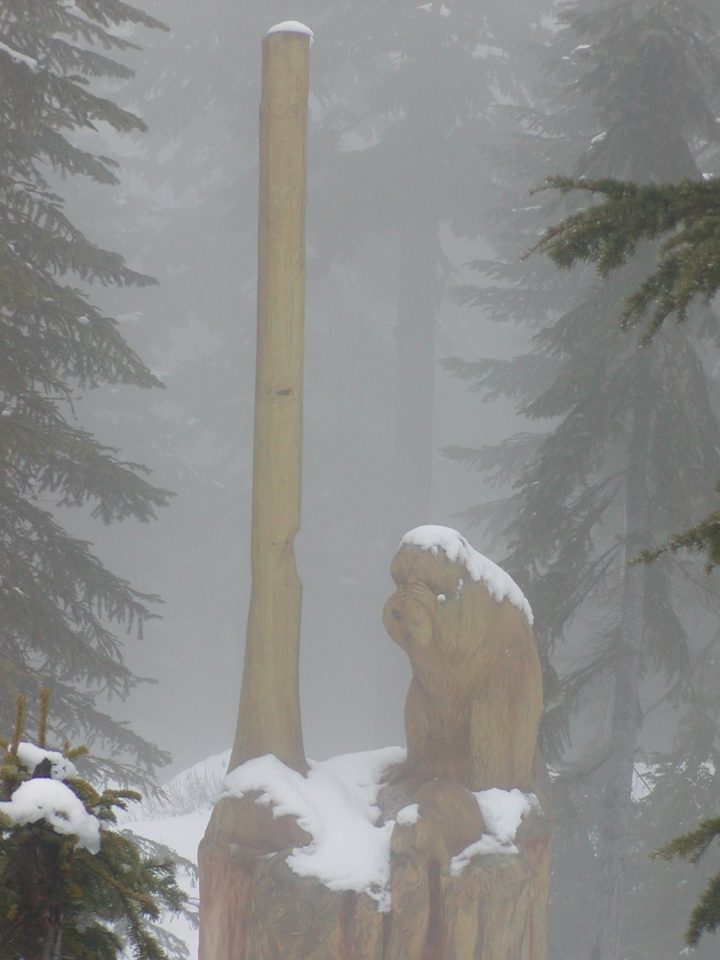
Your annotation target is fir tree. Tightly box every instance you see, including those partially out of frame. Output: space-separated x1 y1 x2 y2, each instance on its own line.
528 174 720 568
531 176 720 339
0 0 171 784
314 0 544 531
624 656 720 959
0 692 190 960
446 1 720 957
656 816 720 946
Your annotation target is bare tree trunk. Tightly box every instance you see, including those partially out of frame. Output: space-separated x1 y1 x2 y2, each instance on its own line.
592 372 650 960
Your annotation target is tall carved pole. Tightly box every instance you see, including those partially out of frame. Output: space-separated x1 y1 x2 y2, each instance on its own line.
198 27 311 958
230 22 311 774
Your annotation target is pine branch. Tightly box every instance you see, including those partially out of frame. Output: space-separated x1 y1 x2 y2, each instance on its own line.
528 176 720 340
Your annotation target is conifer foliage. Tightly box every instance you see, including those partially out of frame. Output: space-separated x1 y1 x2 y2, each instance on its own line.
532 176 720 340
447 1 720 957
530 174 720 569
0 692 188 960
657 817 720 946
0 0 171 780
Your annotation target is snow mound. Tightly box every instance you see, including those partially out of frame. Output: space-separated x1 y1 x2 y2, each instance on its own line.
475 788 534 843
223 746 405 909
400 525 533 624
127 750 230 820
0 778 101 853
396 803 419 825
450 788 536 876
16 742 78 780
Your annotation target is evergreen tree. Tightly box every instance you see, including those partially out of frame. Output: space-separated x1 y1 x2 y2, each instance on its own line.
0 692 189 960
624 656 720 959
532 176 720 338
656 815 720 947
314 0 545 531
529 174 720 567
446 1 720 957
0 0 171 784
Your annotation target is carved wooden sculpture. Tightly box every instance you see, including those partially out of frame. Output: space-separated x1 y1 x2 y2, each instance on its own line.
382 532 543 792
199 522 553 960
379 527 553 960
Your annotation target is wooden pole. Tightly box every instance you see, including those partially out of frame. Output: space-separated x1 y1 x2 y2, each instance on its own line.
229 25 311 774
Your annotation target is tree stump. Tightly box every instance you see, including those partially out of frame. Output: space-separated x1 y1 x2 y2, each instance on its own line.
199 527 553 960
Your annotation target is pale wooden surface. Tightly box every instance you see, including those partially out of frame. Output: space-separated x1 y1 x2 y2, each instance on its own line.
379 542 551 960
382 543 543 791
229 29 310 774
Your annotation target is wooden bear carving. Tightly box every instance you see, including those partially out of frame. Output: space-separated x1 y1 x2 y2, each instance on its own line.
199 526 551 960
383 526 543 791
381 527 551 960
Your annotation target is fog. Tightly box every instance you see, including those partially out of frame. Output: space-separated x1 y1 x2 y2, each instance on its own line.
46 1 720 957
63 0 546 771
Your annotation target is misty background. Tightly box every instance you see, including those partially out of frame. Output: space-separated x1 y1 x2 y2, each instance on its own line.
68 0 546 770
40 1 720 957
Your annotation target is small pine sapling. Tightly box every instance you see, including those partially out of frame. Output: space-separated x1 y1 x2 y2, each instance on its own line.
0 691 189 960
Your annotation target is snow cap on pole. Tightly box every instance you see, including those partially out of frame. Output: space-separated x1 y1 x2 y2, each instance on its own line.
267 21 314 42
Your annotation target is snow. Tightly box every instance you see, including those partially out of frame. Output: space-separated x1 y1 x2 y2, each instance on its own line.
222 746 405 909
123 750 546 953
0 41 39 71
450 788 536 876
475 788 534 844
416 2 450 14
632 762 655 801
472 42 508 60
400 526 534 624
16 742 79 781
119 747 406 955
267 21 314 42
0 778 101 853
450 834 512 872
396 803 420 825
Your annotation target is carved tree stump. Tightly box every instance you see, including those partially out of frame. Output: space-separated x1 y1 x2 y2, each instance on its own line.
199 528 553 960
380 528 552 960
199 791 385 959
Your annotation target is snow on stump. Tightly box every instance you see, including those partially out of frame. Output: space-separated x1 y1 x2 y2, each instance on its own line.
198 528 553 960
